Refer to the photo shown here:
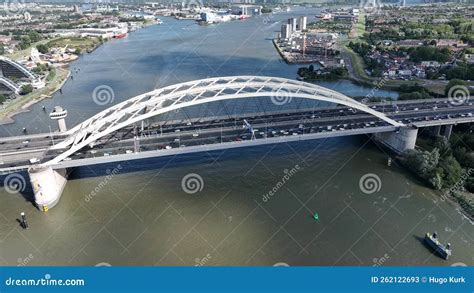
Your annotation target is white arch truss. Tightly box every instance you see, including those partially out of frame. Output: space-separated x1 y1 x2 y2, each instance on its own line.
45 76 403 165
0 56 36 80
0 77 20 94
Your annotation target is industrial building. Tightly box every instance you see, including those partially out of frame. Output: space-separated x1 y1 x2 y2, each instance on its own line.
298 16 307 31
280 23 291 40
230 5 262 16
289 17 297 32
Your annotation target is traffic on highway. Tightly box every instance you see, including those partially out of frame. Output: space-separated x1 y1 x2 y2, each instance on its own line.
1 98 474 171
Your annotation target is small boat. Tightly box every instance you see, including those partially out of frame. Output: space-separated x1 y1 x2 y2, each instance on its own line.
113 33 127 39
424 232 452 260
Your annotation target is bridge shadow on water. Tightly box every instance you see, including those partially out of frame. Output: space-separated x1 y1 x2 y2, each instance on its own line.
0 170 36 206
69 136 361 180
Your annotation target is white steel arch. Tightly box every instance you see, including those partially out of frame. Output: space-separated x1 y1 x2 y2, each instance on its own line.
46 76 403 165
0 56 36 80
0 77 21 94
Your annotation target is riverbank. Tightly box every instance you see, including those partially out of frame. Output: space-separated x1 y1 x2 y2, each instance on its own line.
272 38 340 65
0 10 472 267
0 36 103 124
289 42 435 94
399 154 474 222
338 43 470 96
0 67 70 124
340 45 425 90
398 133 474 222
273 38 316 64
0 30 141 124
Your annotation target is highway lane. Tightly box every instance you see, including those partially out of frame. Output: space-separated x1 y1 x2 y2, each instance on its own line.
36 104 474 165
1 98 473 169
0 97 466 148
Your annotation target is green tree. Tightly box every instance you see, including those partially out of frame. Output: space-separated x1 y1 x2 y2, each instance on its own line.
20 84 33 95
46 67 56 81
453 147 474 169
28 31 42 43
434 136 451 158
19 35 31 50
429 168 444 190
403 148 440 177
464 176 474 193
445 79 468 97
36 44 49 54
439 156 463 188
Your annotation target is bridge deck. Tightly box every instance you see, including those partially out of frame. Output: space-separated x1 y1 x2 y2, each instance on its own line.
1 98 473 174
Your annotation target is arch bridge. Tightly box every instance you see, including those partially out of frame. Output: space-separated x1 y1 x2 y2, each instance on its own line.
47 76 403 165
0 56 37 80
16 76 421 211
0 77 21 94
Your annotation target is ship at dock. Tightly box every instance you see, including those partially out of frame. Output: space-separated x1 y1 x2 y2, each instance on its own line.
424 232 452 260
113 32 127 39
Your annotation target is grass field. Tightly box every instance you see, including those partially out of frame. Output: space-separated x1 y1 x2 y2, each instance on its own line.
0 67 69 122
6 39 50 60
46 37 103 52
356 12 365 39
7 36 102 60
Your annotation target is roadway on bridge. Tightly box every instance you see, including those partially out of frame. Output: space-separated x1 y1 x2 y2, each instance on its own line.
1 98 473 172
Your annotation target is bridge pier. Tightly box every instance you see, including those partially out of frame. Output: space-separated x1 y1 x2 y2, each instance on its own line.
374 126 418 154
430 125 453 139
432 125 441 136
28 166 68 212
443 124 453 140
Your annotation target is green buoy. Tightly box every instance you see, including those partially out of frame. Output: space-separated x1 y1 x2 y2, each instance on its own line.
313 212 319 221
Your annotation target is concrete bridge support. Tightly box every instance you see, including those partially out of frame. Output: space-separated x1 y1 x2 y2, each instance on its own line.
443 124 453 140
430 125 453 139
28 166 68 212
374 126 418 154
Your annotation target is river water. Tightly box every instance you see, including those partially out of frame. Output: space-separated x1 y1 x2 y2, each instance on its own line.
0 8 472 266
